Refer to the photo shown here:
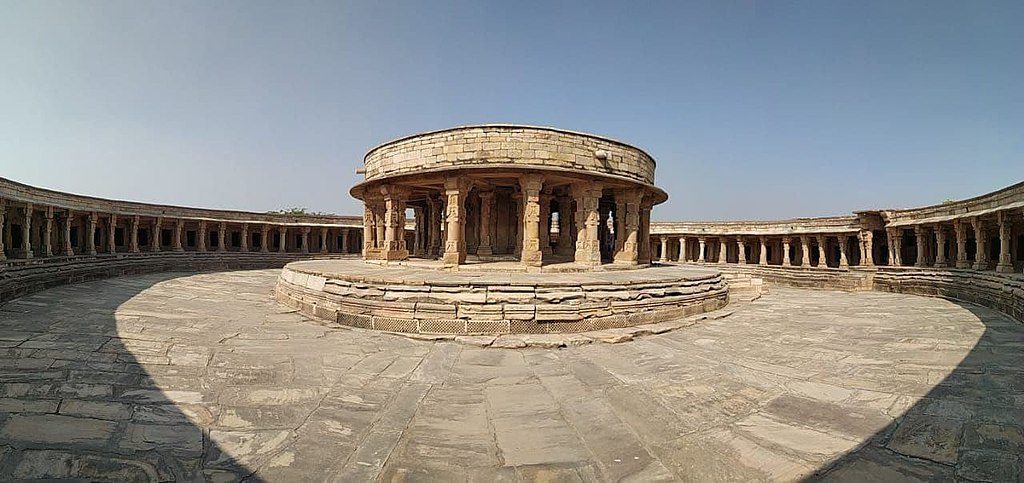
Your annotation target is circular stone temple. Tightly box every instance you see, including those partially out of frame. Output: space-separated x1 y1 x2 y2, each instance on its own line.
275 125 728 335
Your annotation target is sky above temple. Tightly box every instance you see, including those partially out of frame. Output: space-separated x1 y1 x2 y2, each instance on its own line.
1 1 1021 220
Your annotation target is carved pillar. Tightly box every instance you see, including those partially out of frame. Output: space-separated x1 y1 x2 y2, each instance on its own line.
427 196 441 257
301 227 310 253
241 224 249 252
43 207 54 257
737 238 747 264
659 236 668 262
638 202 652 264
477 191 494 256
698 237 706 262
816 235 827 268
197 221 207 252
173 219 184 252
839 235 849 268
319 227 328 254
557 196 574 256
612 189 641 264
151 217 161 252
679 237 687 262
380 185 408 261
341 229 349 254
278 226 287 252
859 230 875 267
442 177 468 266
954 221 968 268
362 201 375 257
783 238 792 266
261 225 270 253
971 217 986 270
0 200 5 261
996 212 1013 272
759 237 768 265
521 174 546 267
914 225 927 267
129 215 139 253
513 193 523 255
218 222 227 252
571 181 602 266
934 224 948 268
539 192 553 256
717 238 726 264
63 209 74 256
22 204 33 258
105 213 116 254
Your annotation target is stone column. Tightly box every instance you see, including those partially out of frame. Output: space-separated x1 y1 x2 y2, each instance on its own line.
442 178 469 266
800 236 810 267
839 235 849 268
173 219 184 252
43 207 54 257
557 196 574 256
816 235 827 268
893 229 905 266
278 226 287 252
129 216 140 253
341 229 349 254
197 221 208 252
381 185 408 261
87 213 98 255
859 230 875 267
657 236 667 262
22 204 33 258
698 237 706 262
638 202 653 264
934 224 948 268
151 217 161 252
241 224 249 252
783 238 791 266
301 227 310 253
971 217 986 270
477 191 494 256
572 181 602 266
612 189 641 264
218 222 227 252
539 192 553 256
520 174 545 267
679 237 687 262
759 237 768 265
362 202 375 257
261 225 270 253
105 213 117 254
996 211 1013 272
427 196 441 257
63 209 74 256
319 227 328 254
737 238 747 264
914 225 927 267
717 238 727 264
954 221 968 268
0 200 5 261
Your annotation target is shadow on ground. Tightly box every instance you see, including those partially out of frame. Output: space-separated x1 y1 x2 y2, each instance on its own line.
809 301 1024 481
0 272 259 481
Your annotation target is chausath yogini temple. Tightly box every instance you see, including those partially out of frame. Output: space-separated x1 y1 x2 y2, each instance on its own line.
0 124 1021 481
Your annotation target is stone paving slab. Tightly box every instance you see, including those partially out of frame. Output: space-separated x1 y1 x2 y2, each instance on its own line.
0 269 1020 481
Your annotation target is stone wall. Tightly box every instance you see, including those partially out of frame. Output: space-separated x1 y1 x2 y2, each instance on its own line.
361 125 659 188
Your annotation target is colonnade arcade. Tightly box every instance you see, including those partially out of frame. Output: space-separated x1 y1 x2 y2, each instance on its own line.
0 198 361 262
359 172 658 269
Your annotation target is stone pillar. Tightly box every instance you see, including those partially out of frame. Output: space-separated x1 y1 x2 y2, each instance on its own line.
996 211 1013 273
717 238 727 264
0 200 5 261
971 217 986 270
759 237 768 265
381 185 409 261
278 226 287 252
105 213 117 254
341 229 349 254
513 193 523 255
477 191 494 256
838 235 849 268
539 192 553 256
427 196 441 257
800 236 811 267
319 227 328 254
197 221 208 252
934 224 948 268
893 229 905 266
638 202 653 264
520 174 545 267
87 213 98 255
173 219 184 252
43 207 54 257
261 225 270 253
571 181 602 266
737 238 747 264
613 189 641 265
557 196 574 256
954 221 968 268
442 178 468 266
698 237 707 262
914 225 927 267
129 216 140 253
301 227 310 253
63 209 74 256
218 222 227 252
679 237 687 262
783 238 791 266
151 217 161 252
22 204 33 258
241 224 249 252
362 202 375 257
816 235 827 268
859 230 874 267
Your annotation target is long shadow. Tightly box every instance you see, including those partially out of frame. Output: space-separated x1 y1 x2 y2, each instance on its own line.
808 299 1024 481
0 271 259 481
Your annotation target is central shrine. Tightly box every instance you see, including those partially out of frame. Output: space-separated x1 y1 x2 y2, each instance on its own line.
351 124 667 269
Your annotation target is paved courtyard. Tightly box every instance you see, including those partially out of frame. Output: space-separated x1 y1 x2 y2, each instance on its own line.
0 270 1021 481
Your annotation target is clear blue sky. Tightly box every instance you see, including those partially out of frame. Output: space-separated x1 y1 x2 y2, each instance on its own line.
1 1 1021 220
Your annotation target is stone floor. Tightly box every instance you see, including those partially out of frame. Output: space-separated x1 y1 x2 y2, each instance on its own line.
0 269 1021 482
